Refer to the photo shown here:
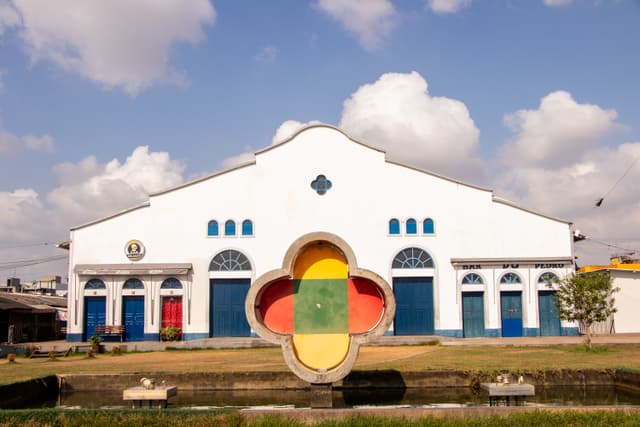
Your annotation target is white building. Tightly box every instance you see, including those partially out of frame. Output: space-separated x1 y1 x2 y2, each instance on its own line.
66 125 578 342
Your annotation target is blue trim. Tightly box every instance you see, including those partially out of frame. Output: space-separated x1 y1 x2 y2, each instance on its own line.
524 328 539 337
67 333 83 342
562 327 580 336
144 333 160 341
383 330 393 336
485 328 500 337
183 332 209 341
436 329 463 338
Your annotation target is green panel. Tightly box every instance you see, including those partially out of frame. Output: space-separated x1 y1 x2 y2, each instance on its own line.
294 278 348 334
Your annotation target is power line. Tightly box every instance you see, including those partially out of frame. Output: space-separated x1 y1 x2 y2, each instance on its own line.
581 237 640 255
0 242 59 250
0 255 68 272
595 156 640 207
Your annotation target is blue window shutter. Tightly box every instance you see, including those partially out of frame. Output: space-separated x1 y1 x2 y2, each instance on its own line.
208 220 218 236
242 220 253 236
389 219 400 235
225 220 236 236
406 218 417 234
423 218 434 234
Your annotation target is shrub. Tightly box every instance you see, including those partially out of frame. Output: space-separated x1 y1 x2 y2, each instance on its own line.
6 353 16 363
89 335 102 347
160 325 182 341
111 346 122 356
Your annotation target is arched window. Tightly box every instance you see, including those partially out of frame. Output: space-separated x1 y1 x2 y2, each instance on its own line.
84 278 106 289
241 220 253 236
161 278 183 289
209 250 252 271
207 220 219 236
462 273 483 285
123 278 144 289
392 247 434 269
225 220 236 236
406 218 417 235
389 218 400 235
500 272 522 284
423 218 435 234
538 272 559 285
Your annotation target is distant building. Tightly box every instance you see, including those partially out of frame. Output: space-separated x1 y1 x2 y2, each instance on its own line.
579 257 640 334
0 293 67 342
65 125 578 343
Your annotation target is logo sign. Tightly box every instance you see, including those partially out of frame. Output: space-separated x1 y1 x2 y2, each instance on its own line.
125 240 145 261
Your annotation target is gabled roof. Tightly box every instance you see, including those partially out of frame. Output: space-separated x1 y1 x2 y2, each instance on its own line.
69 123 572 231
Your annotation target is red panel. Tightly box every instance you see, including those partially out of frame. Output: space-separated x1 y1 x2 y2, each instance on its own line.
348 277 385 334
162 296 182 329
259 279 294 334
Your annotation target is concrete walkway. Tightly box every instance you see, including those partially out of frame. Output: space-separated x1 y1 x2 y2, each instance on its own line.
23 333 640 353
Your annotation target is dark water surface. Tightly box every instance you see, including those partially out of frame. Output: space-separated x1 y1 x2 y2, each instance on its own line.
51 386 640 409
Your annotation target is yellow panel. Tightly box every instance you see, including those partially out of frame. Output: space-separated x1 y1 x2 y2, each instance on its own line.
293 245 347 279
292 333 350 370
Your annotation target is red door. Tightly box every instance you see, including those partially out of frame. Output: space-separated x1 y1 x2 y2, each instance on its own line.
161 296 183 330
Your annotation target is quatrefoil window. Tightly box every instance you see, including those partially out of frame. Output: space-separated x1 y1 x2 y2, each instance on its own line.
311 174 332 195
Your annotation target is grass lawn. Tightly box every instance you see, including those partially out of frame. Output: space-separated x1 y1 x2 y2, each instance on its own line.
1 343 639 385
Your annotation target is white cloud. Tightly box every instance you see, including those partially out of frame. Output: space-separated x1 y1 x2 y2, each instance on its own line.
427 0 472 14
496 91 638 264
501 91 618 168
47 146 185 219
254 45 278 64
0 127 18 153
8 0 215 95
339 71 483 181
272 120 323 145
22 133 54 152
314 0 397 50
0 0 20 36
220 149 255 170
543 0 573 7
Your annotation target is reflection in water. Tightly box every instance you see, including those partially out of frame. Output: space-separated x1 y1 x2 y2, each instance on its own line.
55 386 640 409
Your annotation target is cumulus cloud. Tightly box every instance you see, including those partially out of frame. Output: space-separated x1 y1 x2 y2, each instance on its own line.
6 0 215 95
22 133 54 152
495 91 638 264
314 0 397 50
427 0 472 14
47 146 185 219
254 45 278 64
501 91 618 168
219 149 255 170
272 120 323 145
0 1 20 36
339 71 483 181
543 0 573 7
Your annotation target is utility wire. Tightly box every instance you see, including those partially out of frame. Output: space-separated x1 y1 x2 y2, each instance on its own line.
582 237 639 255
0 242 59 250
595 156 640 207
0 255 68 271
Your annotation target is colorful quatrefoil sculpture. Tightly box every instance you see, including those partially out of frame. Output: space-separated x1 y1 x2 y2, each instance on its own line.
245 233 396 384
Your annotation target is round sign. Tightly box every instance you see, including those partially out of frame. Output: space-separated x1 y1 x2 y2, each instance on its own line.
125 240 145 261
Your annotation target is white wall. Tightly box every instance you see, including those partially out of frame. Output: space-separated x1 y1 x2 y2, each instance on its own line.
67 125 574 338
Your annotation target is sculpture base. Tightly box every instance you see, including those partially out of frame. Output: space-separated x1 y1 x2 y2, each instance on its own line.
309 383 333 408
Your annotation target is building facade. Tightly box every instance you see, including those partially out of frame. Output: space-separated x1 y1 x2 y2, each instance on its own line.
66 125 578 342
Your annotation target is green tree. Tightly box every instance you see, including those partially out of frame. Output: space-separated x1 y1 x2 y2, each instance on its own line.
553 271 619 348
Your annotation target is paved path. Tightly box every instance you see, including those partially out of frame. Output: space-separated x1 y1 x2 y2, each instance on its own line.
24 333 640 353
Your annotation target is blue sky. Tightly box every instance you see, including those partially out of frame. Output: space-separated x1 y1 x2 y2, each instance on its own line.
1 0 639 280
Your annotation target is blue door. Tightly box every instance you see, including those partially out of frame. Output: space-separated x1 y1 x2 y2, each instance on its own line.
539 291 561 336
210 279 251 337
83 297 106 341
500 291 523 337
393 277 434 335
462 292 485 338
122 296 145 341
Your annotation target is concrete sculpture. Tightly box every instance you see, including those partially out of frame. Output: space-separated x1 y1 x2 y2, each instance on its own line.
245 232 396 384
